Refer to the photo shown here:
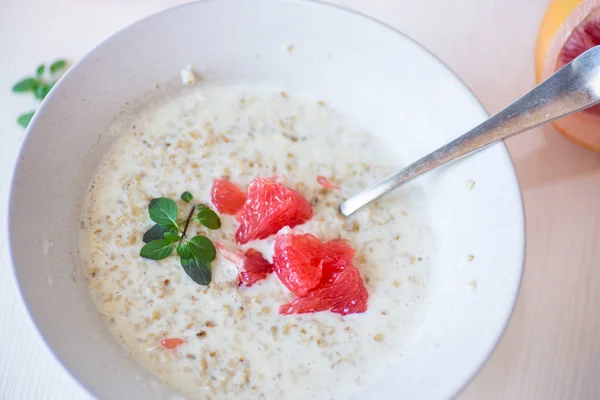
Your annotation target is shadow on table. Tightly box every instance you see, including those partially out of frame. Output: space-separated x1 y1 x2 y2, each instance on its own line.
509 125 600 190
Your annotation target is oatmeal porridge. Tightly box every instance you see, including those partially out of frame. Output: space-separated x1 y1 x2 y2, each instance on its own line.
81 84 434 400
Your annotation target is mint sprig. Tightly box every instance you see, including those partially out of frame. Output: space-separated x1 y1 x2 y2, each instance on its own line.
140 193 221 286
11 58 69 128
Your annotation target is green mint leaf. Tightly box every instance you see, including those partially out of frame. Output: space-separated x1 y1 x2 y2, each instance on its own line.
196 204 209 211
140 239 174 260
187 235 216 262
36 64 45 77
34 85 45 100
50 59 67 75
181 191 193 203
12 77 38 93
149 198 179 228
33 83 54 101
181 256 211 285
195 208 221 230
164 232 181 243
17 111 35 128
143 224 171 243
41 82 54 99
177 242 191 259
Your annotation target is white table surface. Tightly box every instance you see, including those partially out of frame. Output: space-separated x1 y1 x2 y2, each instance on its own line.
3 0 600 399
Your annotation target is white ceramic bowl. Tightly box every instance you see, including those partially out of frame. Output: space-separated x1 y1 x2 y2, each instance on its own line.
8 1 525 399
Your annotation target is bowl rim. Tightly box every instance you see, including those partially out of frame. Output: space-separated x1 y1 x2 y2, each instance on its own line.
6 0 526 398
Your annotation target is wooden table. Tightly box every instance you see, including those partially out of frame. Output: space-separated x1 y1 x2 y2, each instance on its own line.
2 0 599 398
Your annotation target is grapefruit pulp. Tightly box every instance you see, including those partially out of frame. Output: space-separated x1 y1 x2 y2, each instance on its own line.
216 243 273 287
275 233 367 316
536 0 600 151
235 177 312 244
272 232 324 296
211 178 247 215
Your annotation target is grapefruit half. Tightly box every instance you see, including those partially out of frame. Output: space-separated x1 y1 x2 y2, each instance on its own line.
535 0 600 151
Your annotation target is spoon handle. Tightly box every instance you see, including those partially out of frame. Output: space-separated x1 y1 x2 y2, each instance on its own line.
340 46 600 216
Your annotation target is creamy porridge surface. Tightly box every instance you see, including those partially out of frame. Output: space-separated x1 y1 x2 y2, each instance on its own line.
81 84 434 400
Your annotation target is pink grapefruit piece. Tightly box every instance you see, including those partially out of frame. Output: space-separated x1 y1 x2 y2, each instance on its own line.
275 233 368 316
215 242 273 287
210 178 247 215
272 232 325 296
279 261 368 316
235 177 312 244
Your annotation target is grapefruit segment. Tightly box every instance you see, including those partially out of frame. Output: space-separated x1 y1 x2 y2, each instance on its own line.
536 0 600 150
211 179 247 215
279 261 368 316
238 249 273 287
274 232 368 316
235 177 312 244
273 232 325 296
216 242 273 287
322 239 356 267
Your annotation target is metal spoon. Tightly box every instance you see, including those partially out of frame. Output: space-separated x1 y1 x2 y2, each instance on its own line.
340 46 600 216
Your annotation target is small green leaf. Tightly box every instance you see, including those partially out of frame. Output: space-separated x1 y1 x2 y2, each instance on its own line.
34 85 45 100
50 59 67 75
195 208 221 230
36 64 45 77
140 239 174 260
149 198 179 228
164 232 181 243
41 82 54 99
143 224 171 243
196 204 209 211
17 111 35 128
12 77 38 93
181 256 211 285
177 242 191 259
181 191 193 203
187 236 216 262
